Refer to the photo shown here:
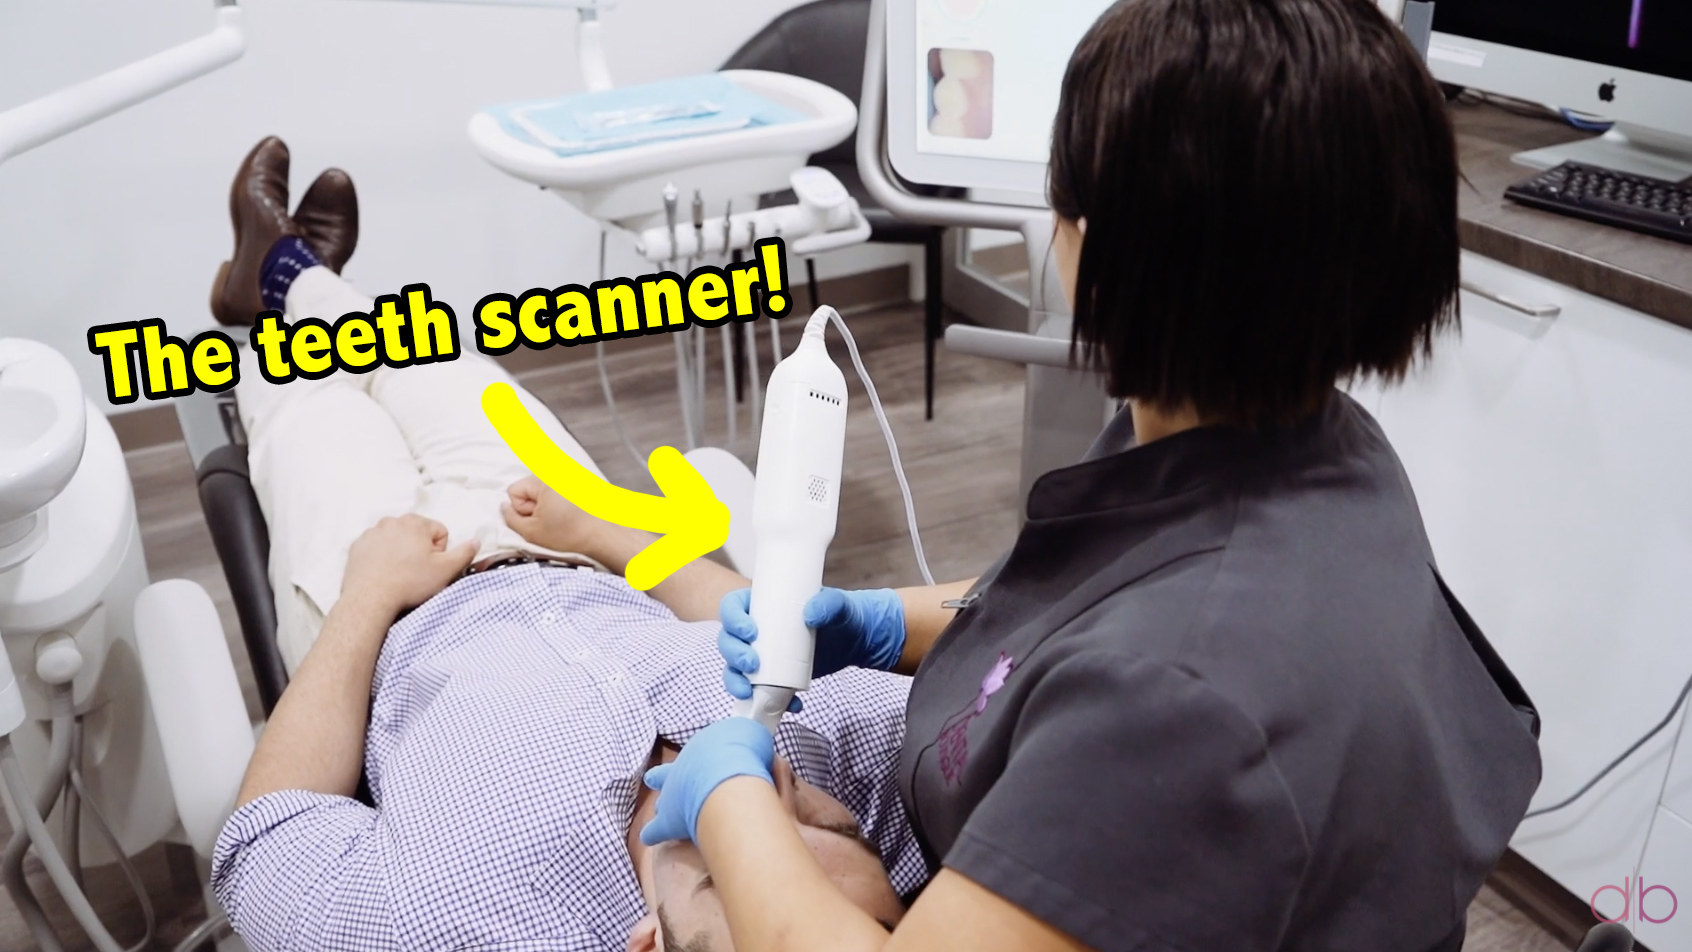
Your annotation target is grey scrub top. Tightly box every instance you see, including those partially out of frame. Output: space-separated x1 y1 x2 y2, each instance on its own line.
898 392 1542 952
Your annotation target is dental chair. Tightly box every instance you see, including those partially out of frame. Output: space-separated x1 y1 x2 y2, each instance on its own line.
131 380 757 951
173 387 760 718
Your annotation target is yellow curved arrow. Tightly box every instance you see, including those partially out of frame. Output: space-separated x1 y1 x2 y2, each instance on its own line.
481 382 730 590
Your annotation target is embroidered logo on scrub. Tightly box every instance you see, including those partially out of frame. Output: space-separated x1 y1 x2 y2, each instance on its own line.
936 652 1016 786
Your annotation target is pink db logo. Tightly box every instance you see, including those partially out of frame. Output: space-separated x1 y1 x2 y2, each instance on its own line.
1591 876 1678 924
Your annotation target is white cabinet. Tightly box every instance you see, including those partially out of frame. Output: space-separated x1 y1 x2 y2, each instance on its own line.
1350 252 1692 914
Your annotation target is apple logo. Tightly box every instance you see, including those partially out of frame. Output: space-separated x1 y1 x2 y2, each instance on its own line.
1599 79 1617 102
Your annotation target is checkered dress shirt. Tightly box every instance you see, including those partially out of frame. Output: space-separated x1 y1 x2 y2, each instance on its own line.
211 564 928 951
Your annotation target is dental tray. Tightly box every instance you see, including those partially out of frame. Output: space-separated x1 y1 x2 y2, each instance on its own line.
469 70 856 225
484 74 806 157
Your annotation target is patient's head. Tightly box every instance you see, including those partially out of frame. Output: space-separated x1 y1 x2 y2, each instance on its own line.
626 758 904 952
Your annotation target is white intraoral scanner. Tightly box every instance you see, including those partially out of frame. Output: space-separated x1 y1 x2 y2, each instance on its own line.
733 306 932 733
734 312 850 731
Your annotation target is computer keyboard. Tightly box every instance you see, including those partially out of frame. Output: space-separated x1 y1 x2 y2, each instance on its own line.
1504 161 1692 245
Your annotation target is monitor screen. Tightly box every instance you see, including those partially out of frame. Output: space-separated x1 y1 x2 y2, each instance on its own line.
886 0 1410 192
1433 0 1692 85
909 0 1114 166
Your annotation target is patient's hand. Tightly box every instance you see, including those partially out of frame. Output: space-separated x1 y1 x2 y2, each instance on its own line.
503 475 628 559
342 514 478 617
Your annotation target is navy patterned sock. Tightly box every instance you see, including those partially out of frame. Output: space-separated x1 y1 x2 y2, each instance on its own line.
259 235 321 312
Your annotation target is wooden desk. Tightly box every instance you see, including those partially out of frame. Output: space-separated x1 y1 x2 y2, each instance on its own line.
1452 100 1692 328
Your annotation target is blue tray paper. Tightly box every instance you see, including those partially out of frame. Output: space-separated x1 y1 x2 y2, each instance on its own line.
486 74 807 157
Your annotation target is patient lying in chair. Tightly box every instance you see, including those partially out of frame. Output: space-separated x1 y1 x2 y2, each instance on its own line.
208 138 924 952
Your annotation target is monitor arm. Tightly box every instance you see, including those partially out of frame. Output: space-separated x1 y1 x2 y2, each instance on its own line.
1401 2 1436 59
853 0 1043 235
856 0 1112 496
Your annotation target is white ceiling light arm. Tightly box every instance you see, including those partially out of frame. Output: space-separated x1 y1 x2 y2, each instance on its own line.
0 0 246 168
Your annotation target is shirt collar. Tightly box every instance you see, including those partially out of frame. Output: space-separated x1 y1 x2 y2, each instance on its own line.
1026 394 1344 522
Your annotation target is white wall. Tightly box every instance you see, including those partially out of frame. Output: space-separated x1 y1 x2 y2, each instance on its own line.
0 0 907 411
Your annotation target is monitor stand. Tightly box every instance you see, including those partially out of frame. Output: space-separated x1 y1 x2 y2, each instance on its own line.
1513 122 1692 183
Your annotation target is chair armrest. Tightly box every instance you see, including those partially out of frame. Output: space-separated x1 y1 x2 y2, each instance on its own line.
134 579 255 858
196 444 288 714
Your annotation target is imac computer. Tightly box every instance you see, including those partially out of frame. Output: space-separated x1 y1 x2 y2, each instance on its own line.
1429 0 1692 180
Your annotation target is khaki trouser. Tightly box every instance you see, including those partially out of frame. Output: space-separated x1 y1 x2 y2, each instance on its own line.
235 266 604 672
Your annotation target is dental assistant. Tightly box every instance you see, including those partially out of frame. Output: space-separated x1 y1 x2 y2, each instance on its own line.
640 1 1544 951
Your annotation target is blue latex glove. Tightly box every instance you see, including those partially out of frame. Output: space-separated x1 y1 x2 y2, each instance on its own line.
718 587 906 701
639 717 775 845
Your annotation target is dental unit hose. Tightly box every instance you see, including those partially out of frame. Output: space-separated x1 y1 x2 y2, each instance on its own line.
2 675 69 952
0 738 132 952
0 641 154 952
734 306 933 733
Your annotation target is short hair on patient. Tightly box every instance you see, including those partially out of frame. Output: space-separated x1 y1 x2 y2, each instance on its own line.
1048 0 1460 426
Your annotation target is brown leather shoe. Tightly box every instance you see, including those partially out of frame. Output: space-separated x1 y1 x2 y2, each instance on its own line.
294 168 358 274
209 136 304 326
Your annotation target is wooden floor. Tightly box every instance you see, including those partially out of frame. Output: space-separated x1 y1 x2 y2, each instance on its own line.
1 301 1571 950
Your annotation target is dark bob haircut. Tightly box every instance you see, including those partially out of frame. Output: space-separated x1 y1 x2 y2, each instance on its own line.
1049 0 1460 427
